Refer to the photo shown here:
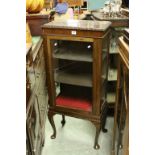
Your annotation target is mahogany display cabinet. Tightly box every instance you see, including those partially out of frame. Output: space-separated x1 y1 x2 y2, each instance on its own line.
92 11 129 109
112 30 129 155
42 20 111 149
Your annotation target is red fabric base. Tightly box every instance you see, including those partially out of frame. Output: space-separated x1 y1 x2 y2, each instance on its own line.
56 95 92 112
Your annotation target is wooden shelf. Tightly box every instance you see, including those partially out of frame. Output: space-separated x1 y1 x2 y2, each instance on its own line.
110 46 119 54
54 64 92 87
55 71 92 87
101 74 106 80
107 92 116 103
56 93 92 112
102 49 107 53
108 68 117 81
53 41 93 62
56 84 92 112
53 47 92 62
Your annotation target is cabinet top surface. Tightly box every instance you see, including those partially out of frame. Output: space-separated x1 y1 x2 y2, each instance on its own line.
26 10 51 19
42 19 111 31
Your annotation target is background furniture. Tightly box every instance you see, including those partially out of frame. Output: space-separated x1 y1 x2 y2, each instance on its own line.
61 0 85 15
26 37 48 155
91 10 129 111
26 11 51 36
112 29 129 155
42 20 111 149
61 0 84 7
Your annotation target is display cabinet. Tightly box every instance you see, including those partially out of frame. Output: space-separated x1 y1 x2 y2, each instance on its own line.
42 19 111 149
26 37 48 155
91 11 129 109
112 29 129 155
107 29 120 108
26 11 51 36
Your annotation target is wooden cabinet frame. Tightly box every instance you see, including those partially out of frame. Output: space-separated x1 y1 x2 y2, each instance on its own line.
42 20 111 149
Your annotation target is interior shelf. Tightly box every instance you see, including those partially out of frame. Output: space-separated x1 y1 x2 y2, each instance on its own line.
56 84 92 112
53 41 93 62
108 68 117 81
54 62 92 87
53 48 92 62
107 92 116 103
110 46 119 54
101 74 106 80
102 48 108 53
55 72 92 87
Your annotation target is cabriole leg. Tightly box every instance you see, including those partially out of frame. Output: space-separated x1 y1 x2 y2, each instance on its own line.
93 122 101 150
48 112 56 139
61 114 66 127
101 101 108 133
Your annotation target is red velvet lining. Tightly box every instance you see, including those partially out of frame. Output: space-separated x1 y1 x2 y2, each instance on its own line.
56 95 92 112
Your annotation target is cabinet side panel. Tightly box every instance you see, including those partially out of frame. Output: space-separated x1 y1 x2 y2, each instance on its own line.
43 36 56 107
92 38 102 115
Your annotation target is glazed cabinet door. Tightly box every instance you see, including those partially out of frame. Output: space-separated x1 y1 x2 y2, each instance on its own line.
47 37 95 113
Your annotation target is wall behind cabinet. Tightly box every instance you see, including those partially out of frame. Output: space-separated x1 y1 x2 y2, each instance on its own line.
87 0 108 10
